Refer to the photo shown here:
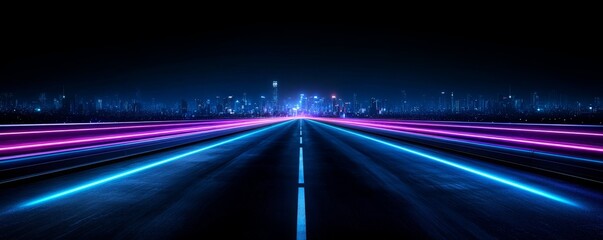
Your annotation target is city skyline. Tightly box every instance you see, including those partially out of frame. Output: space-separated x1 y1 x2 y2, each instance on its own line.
1 80 601 125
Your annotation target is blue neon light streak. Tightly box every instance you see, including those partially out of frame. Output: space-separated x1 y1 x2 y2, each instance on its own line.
0 130 215 165
1 123 278 165
21 120 292 208
297 187 306 240
370 125 603 165
310 120 581 208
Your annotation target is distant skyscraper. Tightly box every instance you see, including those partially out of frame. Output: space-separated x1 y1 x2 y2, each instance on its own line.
450 92 454 112
38 93 47 110
438 91 446 112
532 92 540 111
353 93 358 114
400 90 407 113
272 81 278 111
370 97 378 116
180 99 188 115
224 96 233 114
299 94 305 112
260 95 267 113
331 95 337 114
96 99 103 112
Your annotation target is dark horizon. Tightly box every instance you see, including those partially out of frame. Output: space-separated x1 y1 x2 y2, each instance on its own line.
2 21 602 102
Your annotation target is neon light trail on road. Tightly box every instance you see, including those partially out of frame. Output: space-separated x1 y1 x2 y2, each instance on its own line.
20 120 292 207
309 119 581 208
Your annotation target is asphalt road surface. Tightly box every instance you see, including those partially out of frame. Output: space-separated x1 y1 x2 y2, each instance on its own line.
1 119 603 239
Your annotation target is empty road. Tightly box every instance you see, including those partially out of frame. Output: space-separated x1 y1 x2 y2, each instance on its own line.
1 118 602 239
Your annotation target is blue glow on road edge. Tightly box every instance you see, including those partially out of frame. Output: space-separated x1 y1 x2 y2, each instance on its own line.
297 187 306 240
310 120 581 208
299 147 304 184
20 120 293 208
381 127 603 165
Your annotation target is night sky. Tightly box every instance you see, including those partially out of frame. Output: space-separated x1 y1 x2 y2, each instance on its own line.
2 18 602 101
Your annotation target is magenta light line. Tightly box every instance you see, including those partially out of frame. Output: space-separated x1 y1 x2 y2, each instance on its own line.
0 119 224 127
0 119 285 162
0 119 259 136
376 119 603 128
305 118 603 165
0 119 285 152
314 118 603 153
351 120 603 137
0 119 281 151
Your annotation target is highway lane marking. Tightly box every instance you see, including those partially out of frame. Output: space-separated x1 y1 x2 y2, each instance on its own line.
299 147 304 184
18 120 293 208
297 119 306 240
309 120 581 208
297 187 306 240
299 121 304 184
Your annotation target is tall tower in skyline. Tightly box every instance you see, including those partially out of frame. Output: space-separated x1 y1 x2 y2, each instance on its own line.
272 81 278 111
450 92 454 113
532 92 539 110
370 97 378 116
400 90 407 113
438 91 446 112
353 93 358 114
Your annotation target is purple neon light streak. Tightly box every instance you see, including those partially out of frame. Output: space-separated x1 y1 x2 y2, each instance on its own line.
313 118 603 153
0 118 285 153
0 119 221 127
0 119 251 136
0 119 286 162
348 119 603 137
